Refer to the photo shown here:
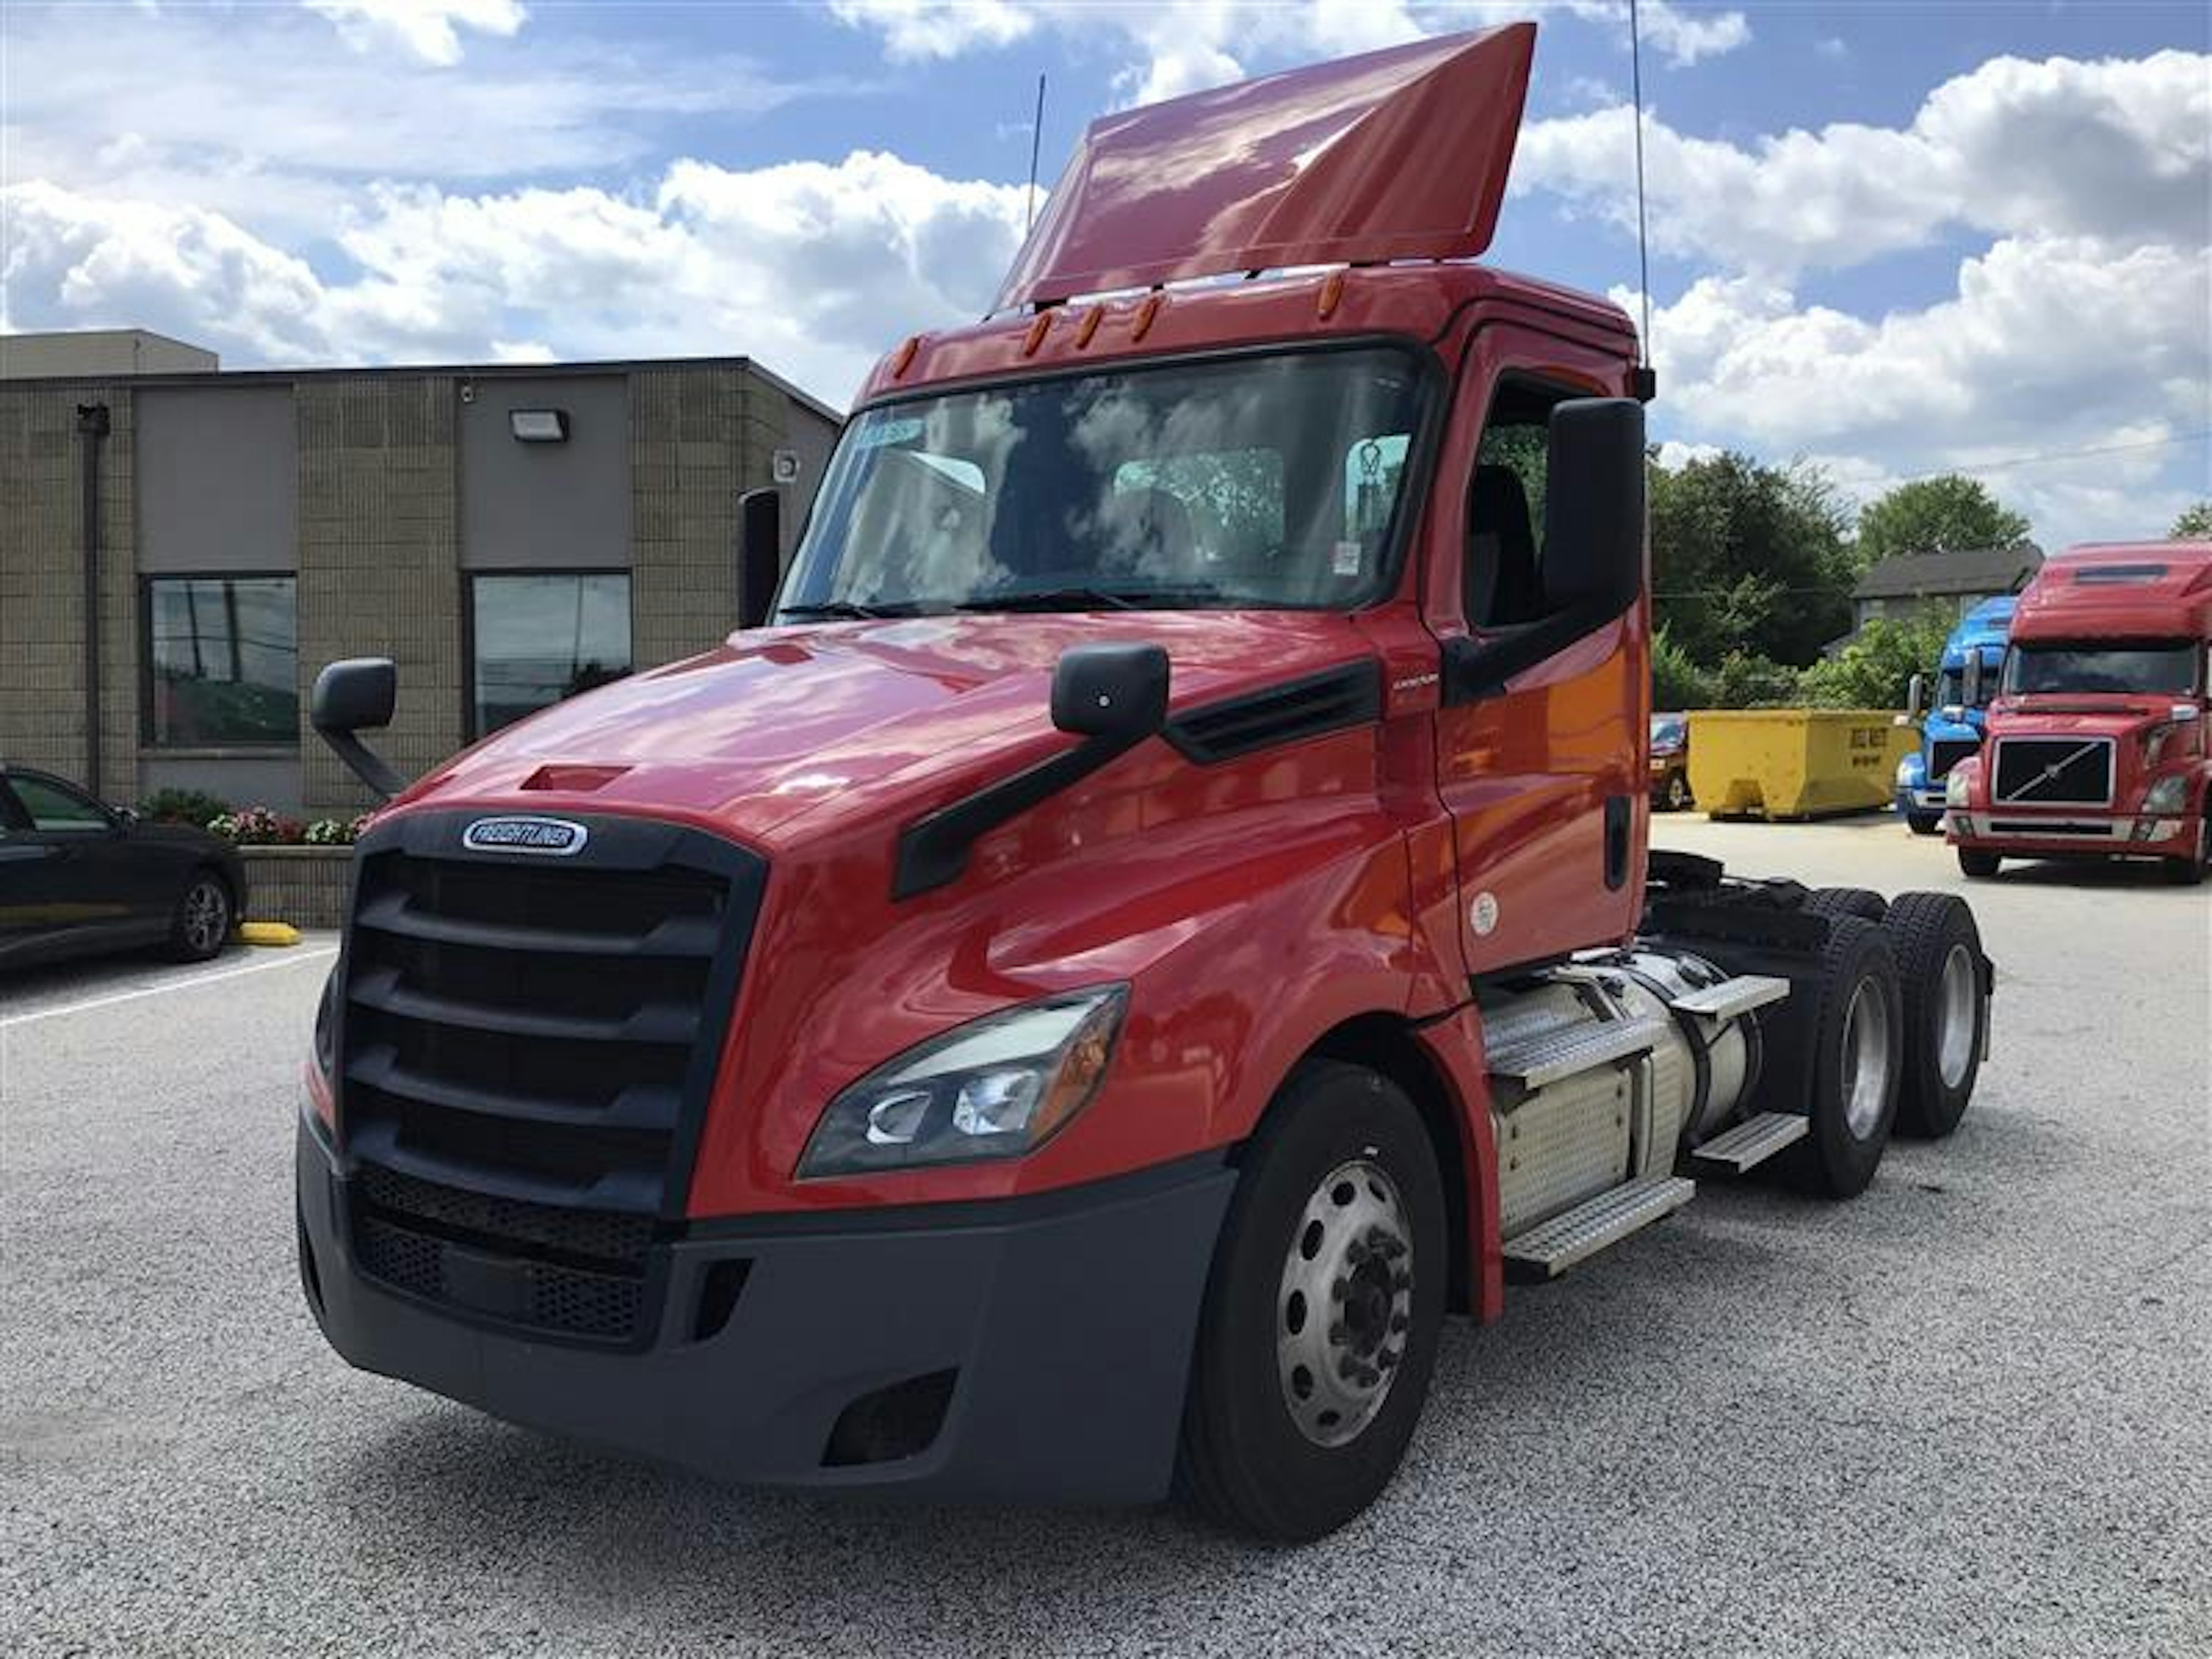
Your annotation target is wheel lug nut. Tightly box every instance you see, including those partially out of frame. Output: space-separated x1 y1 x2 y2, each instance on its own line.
1328 1322 1348 1346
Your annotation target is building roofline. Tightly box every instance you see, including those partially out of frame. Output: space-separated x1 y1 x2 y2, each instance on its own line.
0 351 849 425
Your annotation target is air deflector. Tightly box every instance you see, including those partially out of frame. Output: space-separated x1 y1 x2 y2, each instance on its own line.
995 23 1536 310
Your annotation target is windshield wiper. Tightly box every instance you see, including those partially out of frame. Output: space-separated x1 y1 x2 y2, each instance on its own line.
955 584 1223 613
777 600 933 621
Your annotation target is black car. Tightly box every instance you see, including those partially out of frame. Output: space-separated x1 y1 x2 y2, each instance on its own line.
0 765 246 970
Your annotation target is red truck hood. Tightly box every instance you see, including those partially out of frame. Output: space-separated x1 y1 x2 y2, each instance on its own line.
1987 698 2174 740
402 611 1375 846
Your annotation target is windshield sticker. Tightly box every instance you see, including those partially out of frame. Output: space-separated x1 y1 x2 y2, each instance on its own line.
855 416 926 449
1332 540 1363 577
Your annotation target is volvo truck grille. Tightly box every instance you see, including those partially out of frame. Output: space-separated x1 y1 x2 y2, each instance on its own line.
1928 738 1979 781
334 810 764 1345
1993 737 2113 807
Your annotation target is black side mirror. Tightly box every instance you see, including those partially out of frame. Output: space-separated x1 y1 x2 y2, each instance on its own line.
310 657 404 800
738 487 782 629
1905 672 1927 723
1445 397 1646 702
1051 643 1170 741
1540 398 1646 618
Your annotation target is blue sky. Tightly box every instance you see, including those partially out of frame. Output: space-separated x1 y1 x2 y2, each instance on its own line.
3 1 2207 548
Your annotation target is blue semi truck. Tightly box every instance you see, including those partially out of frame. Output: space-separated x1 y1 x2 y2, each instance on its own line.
1895 596 2016 834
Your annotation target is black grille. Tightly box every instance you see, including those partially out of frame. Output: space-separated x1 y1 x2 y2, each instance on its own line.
1929 738 1979 781
1993 738 2112 806
1166 662 1382 764
334 810 763 1345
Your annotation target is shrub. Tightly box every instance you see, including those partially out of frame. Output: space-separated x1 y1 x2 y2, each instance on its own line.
1798 612 1956 710
303 815 373 847
141 787 232 828
209 806 308 846
1651 624 1717 712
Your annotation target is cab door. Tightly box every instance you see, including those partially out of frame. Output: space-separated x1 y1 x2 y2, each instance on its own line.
1423 321 1648 978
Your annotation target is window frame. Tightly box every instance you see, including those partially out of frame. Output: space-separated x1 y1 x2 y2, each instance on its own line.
139 570 302 752
463 567 636 741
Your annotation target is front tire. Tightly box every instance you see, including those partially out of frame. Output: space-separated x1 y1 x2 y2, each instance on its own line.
1906 812 1942 836
1177 1061 1446 1541
1957 847 2001 879
1663 771 1692 812
169 870 233 963
2162 815 2209 885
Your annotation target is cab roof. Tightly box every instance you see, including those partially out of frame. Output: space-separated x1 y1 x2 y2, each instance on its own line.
2013 541 2212 641
994 24 1536 311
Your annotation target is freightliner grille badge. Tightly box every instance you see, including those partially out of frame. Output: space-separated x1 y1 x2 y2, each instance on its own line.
461 816 589 856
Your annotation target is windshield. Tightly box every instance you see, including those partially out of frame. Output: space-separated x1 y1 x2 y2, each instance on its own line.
2001 641 2200 697
1934 666 1994 709
1650 715 1687 749
780 348 1429 616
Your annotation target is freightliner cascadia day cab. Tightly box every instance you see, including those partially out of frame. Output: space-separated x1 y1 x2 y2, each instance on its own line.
1948 543 2212 884
296 26 1998 1539
1895 597 2014 835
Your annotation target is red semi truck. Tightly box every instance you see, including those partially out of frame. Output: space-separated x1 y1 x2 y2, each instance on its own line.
296 25 1996 1540
1947 541 2212 883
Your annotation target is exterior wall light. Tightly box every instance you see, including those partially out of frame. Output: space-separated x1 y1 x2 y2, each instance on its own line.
510 408 570 442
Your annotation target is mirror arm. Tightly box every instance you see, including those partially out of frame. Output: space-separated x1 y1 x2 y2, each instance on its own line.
1442 596 1628 704
315 727 404 802
892 727 1146 900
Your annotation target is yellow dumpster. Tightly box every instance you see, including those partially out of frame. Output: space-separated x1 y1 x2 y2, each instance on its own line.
1686 710 1914 820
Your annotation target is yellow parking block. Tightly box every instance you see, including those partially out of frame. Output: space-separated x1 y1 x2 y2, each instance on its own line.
236 921 304 947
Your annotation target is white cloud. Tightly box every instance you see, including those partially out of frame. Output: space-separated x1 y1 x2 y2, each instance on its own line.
304 0 528 66
831 0 1751 105
1517 49 2211 276
1622 237 2212 548
1 155 1032 406
827 1 1035 61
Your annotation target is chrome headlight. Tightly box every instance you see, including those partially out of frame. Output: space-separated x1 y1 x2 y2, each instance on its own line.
2143 775 2189 815
1945 768 1972 808
798 987 1127 1177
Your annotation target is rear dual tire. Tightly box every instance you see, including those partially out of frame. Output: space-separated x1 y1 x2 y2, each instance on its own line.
1178 1061 1446 1542
1886 892 1986 1138
1794 915 1903 1198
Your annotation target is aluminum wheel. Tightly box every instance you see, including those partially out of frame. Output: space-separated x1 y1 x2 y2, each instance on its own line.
182 879 229 956
1275 1157 1412 1448
1840 975 1894 1140
1933 942 1978 1090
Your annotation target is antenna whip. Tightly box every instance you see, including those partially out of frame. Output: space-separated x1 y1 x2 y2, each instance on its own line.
1628 0 1653 366
1026 74 1047 233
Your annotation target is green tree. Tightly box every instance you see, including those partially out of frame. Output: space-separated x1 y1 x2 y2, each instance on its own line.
1797 612 1956 710
2171 501 2212 540
1853 475 2031 566
1650 623 1715 711
1647 450 1855 670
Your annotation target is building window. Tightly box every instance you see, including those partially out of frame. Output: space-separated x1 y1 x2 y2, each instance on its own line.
145 575 300 747
470 573 632 736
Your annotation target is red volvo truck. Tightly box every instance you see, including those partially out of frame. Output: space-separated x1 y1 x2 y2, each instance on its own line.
1948 541 2212 883
296 25 1997 1540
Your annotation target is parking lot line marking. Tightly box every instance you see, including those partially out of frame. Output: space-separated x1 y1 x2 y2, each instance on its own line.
0 946 338 1031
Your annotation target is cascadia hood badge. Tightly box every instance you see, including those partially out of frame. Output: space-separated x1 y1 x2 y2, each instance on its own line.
461 816 589 855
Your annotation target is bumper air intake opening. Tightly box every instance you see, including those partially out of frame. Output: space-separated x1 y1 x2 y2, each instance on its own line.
823 1369 960 1468
297 1203 326 1317
690 1259 752 1343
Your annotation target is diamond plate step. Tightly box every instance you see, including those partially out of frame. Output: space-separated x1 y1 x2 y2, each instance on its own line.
1690 1111 1810 1173
1485 1013 1669 1089
1501 1175 1696 1279
1670 974 1791 1021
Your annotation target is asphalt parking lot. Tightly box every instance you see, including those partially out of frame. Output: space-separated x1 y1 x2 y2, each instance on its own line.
3 816 2207 1657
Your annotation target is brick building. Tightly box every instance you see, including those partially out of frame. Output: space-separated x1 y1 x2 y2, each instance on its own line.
0 335 839 815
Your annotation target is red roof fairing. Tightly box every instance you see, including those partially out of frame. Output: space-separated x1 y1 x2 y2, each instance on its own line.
995 24 1537 310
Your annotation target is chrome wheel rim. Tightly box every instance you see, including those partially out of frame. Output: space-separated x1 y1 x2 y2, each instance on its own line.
183 881 226 954
1276 1158 1412 1448
1934 942 1977 1090
1840 976 1893 1140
